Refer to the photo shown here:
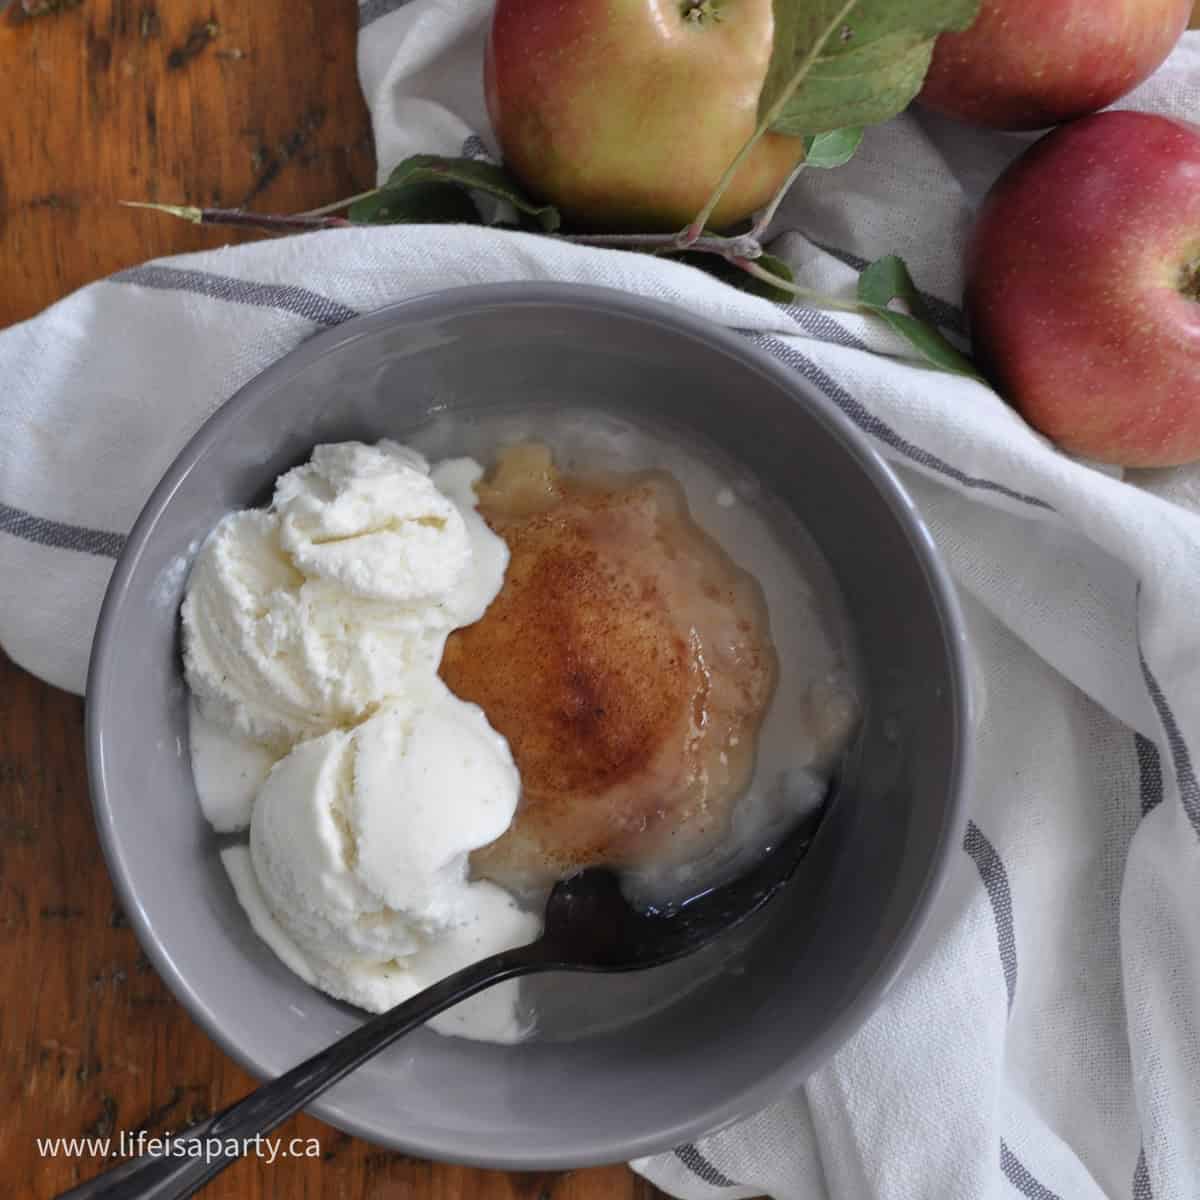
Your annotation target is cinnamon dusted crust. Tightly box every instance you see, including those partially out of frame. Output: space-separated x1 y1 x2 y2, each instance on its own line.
440 444 777 889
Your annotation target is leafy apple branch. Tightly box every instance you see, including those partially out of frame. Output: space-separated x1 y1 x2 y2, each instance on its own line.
123 0 983 379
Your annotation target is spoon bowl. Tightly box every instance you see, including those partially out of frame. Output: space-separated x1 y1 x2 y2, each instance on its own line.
537 812 821 971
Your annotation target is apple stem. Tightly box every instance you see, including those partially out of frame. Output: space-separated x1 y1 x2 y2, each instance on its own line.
681 0 857 245
681 0 717 22
1180 257 1200 302
748 160 810 241
296 188 381 218
733 257 865 312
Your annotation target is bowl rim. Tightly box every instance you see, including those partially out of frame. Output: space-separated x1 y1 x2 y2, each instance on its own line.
86 281 972 1169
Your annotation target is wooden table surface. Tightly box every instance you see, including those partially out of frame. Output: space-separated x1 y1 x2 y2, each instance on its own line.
0 3 669 1196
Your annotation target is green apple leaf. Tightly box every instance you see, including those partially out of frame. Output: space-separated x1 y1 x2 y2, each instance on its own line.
802 127 864 169
364 154 561 232
348 182 481 226
762 0 981 136
857 255 983 379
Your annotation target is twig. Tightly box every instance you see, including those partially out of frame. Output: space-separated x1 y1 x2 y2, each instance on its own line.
120 199 866 320
565 230 861 314
747 159 810 241
296 189 380 218
121 201 351 232
559 230 759 259
733 258 865 313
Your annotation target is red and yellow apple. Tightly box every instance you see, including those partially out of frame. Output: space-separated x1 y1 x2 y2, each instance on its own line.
484 0 804 232
965 111 1200 467
920 0 1191 130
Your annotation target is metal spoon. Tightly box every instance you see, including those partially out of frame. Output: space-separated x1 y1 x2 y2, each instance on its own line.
58 814 819 1200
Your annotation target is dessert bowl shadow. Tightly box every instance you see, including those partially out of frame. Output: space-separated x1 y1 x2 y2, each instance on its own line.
86 283 970 1169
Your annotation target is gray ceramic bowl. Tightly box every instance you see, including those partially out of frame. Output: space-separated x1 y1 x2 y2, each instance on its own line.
87 283 970 1168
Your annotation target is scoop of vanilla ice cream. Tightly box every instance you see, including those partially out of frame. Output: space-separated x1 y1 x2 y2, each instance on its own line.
247 690 539 1038
184 440 537 1039
181 443 507 748
274 441 472 606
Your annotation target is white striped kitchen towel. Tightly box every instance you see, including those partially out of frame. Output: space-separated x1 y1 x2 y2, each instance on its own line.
2 3 1198 1196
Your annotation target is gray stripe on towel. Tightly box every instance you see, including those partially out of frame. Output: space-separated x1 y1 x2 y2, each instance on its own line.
781 306 869 352
674 1144 739 1189
964 819 1017 1013
0 502 125 559
461 134 492 162
110 266 359 328
358 0 418 28
1135 734 1164 818
806 239 968 337
746 334 1056 513
1133 1146 1153 1200
1137 632 1200 839
1001 1141 1063 1200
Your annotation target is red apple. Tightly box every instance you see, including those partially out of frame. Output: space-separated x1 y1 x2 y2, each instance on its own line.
965 111 1200 467
484 0 804 232
919 0 1190 130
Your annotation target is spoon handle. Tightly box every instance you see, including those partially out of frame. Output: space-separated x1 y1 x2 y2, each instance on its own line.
56 943 547 1200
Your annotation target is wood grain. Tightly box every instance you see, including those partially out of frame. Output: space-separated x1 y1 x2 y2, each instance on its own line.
0 0 374 329
0 2 669 1195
